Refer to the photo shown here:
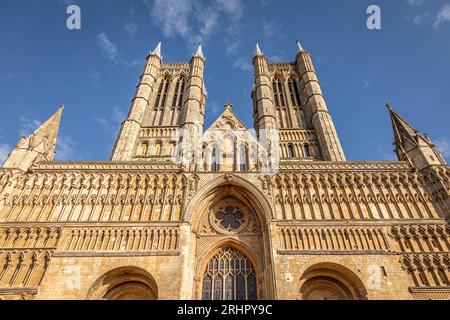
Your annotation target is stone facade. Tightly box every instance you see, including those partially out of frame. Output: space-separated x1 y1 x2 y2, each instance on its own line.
0 42 449 300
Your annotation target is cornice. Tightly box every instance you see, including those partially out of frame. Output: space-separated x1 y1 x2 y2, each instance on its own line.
30 161 183 172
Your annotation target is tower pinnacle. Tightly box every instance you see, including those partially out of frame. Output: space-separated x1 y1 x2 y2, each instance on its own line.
2 106 64 170
194 44 205 59
254 42 263 57
151 41 162 58
296 40 306 53
387 103 447 169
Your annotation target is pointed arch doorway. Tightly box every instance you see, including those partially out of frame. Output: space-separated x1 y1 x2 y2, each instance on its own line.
188 177 276 300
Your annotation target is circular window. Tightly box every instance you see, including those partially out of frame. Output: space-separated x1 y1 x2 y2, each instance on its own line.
211 206 248 234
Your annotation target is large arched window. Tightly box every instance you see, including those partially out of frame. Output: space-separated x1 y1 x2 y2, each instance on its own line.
202 247 257 300
272 77 285 107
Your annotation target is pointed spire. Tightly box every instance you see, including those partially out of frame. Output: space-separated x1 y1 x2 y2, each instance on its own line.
254 42 263 57
194 43 205 59
387 103 420 149
296 40 306 53
151 41 162 58
387 103 447 167
27 105 64 152
2 105 64 170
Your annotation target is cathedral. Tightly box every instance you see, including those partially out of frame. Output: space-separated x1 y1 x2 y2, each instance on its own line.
0 41 449 300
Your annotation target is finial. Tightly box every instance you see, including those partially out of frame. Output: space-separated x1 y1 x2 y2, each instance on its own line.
296 40 306 53
194 43 205 59
254 42 263 57
225 102 233 110
151 41 162 58
386 103 393 111
59 104 65 111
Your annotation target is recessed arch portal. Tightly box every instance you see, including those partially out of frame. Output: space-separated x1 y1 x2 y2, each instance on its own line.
299 263 368 300
86 266 158 300
187 174 276 300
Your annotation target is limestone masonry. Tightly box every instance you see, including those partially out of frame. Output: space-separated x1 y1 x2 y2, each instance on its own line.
0 41 449 300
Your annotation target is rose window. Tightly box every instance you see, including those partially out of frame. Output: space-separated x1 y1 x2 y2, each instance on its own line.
213 207 245 232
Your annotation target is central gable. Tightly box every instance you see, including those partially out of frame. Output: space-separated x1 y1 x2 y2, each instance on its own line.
206 103 248 132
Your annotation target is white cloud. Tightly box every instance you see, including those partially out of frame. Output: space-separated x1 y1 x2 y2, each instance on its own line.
0 144 11 164
435 137 450 159
87 70 101 89
96 33 141 67
143 0 244 47
233 58 252 71
18 117 42 137
97 33 119 63
412 12 430 25
259 0 272 7
97 107 126 135
55 135 77 160
433 4 450 29
262 19 283 39
226 40 241 57
125 7 138 37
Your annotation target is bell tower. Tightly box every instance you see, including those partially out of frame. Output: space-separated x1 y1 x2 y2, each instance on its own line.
111 42 206 163
251 41 346 162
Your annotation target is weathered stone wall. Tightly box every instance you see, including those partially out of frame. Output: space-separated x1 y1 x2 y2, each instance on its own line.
0 162 449 300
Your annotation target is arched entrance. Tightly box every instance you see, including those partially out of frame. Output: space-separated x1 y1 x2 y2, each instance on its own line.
187 175 276 300
299 263 368 300
201 246 258 300
87 266 158 300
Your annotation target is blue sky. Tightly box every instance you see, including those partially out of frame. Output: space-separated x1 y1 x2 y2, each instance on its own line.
0 0 449 163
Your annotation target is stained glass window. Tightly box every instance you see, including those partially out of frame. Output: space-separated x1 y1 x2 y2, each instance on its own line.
215 207 244 231
202 247 257 300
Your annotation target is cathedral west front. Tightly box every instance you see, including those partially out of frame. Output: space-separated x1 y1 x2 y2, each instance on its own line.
0 41 449 300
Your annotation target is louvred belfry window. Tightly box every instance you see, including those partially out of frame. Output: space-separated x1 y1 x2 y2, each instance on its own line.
154 76 170 108
288 78 302 106
272 78 285 107
202 247 257 300
172 77 185 107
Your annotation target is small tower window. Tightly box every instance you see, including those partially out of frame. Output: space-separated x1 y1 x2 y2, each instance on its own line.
155 141 162 156
287 144 295 158
141 142 149 156
211 148 219 172
239 145 247 172
303 144 311 158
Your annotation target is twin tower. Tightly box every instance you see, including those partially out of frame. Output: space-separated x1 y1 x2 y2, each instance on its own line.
110 41 346 166
3 41 445 172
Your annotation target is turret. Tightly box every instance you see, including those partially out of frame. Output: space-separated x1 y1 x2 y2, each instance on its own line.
294 41 346 161
252 42 277 134
2 105 64 171
179 44 207 169
111 41 162 161
387 103 447 170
